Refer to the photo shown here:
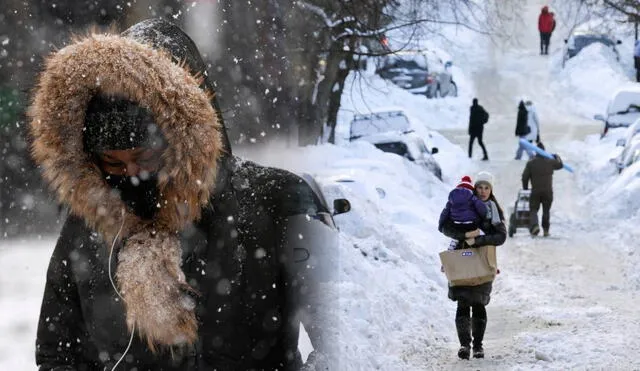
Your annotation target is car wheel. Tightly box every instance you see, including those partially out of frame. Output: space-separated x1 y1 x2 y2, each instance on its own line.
449 81 458 97
435 85 441 98
508 214 516 237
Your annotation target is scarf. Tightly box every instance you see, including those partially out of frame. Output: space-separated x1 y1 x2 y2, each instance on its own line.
485 200 501 225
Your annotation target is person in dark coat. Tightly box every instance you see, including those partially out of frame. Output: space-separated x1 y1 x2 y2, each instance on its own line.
521 142 563 237
29 19 329 371
468 98 489 161
439 172 506 360
514 100 532 160
634 40 640 83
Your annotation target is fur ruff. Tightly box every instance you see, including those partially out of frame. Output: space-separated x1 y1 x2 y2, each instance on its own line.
28 33 223 349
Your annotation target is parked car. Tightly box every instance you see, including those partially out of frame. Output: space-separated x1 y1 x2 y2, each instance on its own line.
299 173 351 230
562 30 621 67
347 109 442 180
353 131 442 180
616 117 640 148
594 86 640 137
349 109 413 140
613 135 640 173
375 50 457 99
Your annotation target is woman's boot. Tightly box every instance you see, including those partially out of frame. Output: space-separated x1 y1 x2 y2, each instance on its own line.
472 317 487 358
456 316 471 360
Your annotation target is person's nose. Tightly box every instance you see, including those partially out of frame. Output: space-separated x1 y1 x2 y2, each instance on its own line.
125 162 140 176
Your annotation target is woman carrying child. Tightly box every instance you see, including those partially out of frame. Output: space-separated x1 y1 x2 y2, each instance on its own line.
438 172 507 360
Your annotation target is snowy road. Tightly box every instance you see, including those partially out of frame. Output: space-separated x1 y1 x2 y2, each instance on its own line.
428 0 640 369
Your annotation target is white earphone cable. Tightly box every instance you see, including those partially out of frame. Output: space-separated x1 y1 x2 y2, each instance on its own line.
108 209 136 371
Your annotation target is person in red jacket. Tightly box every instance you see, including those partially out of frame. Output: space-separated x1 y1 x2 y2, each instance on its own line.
538 6 555 55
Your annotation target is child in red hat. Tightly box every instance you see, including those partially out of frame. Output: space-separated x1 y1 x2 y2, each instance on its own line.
438 176 487 241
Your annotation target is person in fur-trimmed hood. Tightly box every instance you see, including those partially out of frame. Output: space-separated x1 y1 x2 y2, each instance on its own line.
29 19 327 371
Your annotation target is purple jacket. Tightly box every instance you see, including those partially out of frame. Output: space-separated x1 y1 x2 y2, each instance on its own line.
438 188 487 229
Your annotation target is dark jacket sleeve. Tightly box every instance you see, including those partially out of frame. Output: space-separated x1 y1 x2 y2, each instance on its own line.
36 217 88 370
438 202 451 232
474 221 507 247
522 162 531 190
552 154 563 170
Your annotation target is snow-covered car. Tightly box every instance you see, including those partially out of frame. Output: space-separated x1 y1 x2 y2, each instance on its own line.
615 118 640 148
353 131 442 180
300 173 351 229
562 30 621 67
375 50 457 99
594 86 640 137
347 109 442 180
613 135 640 173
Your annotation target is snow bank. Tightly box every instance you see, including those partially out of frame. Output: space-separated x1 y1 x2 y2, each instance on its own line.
559 129 640 289
337 72 472 138
253 140 474 369
551 43 630 119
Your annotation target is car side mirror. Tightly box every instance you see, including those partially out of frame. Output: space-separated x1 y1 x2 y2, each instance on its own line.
594 114 605 122
333 199 351 215
431 147 439 155
564 39 568 44
616 139 625 147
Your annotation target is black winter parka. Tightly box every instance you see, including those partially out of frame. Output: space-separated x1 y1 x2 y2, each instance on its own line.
31 19 327 371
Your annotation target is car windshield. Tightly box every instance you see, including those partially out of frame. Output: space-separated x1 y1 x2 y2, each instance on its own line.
574 35 614 50
380 54 428 71
350 111 412 139
374 141 411 158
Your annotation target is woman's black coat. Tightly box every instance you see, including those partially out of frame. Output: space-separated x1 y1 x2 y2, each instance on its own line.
34 19 326 371
439 213 506 306
515 103 530 137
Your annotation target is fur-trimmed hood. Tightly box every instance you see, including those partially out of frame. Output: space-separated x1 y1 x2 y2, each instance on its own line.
28 20 225 350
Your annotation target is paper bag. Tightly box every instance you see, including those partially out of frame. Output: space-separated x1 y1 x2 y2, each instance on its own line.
439 245 497 286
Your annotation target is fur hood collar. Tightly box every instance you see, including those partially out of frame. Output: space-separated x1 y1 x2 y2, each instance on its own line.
29 29 223 350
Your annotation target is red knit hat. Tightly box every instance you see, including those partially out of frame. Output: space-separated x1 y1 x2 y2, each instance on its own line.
456 175 475 191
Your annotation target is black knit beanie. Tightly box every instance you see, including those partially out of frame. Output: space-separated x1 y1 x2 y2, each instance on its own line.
83 94 164 153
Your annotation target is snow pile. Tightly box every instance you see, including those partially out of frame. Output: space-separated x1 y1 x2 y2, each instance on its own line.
564 130 640 221
551 43 630 118
560 129 640 288
259 140 472 369
337 72 473 138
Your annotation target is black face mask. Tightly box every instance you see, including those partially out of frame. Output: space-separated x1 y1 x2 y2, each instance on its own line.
104 173 160 220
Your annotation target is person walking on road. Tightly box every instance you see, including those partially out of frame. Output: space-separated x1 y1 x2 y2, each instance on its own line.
468 98 489 161
538 6 555 55
514 100 532 160
525 100 540 144
521 142 563 237
634 39 640 83
439 172 506 360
